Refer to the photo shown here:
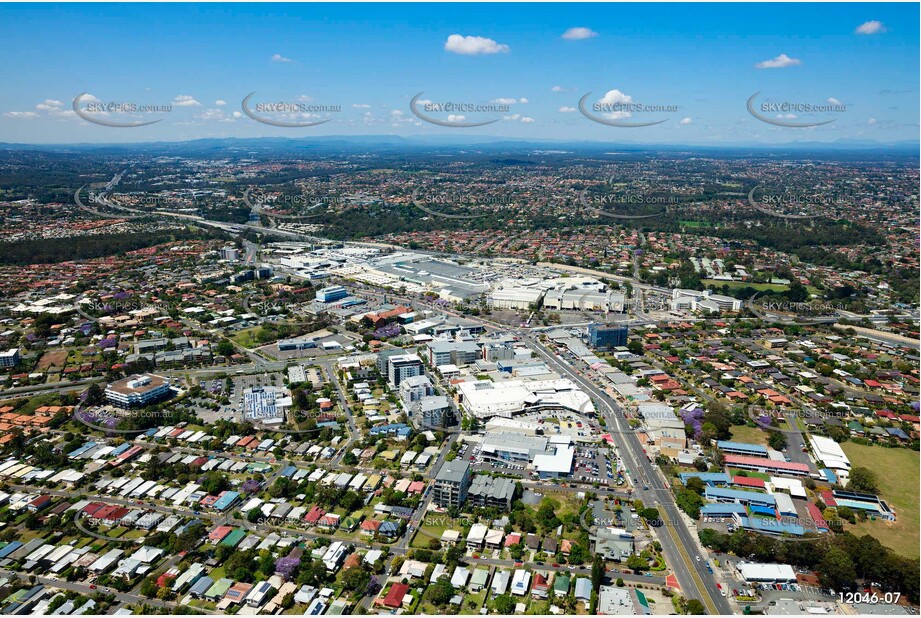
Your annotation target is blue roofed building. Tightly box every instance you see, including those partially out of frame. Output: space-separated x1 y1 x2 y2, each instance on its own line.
701 503 746 518
733 514 805 536
109 443 132 457
213 491 241 511
748 504 777 517
0 541 23 559
679 472 730 486
716 441 768 458
704 487 776 508
189 576 214 598
68 442 97 458
369 423 412 439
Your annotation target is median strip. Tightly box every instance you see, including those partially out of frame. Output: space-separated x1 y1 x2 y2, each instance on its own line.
660 514 719 615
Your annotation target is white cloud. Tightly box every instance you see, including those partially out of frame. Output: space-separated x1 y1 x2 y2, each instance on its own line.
680 117 692 125
777 113 797 119
232 111 242 118
755 53 801 69
49 108 76 119
826 97 842 105
215 100 227 106
598 89 633 105
855 21 886 35
444 34 510 55
271 53 292 63
520 116 535 123
562 27 598 40
197 108 237 122
518 98 528 104
352 103 371 108
504 114 521 121
173 95 201 107
3 111 39 119
297 95 314 102
558 106 577 113
550 86 573 93
36 99 63 111
492 98 518 105
868 118 878 125
446 114 466 122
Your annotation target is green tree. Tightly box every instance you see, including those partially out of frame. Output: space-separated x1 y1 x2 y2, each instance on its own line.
591 554 605 590
847 467 879 493
686 599 706 614
426 576 454 606
768 431 787 451
494 595 515 613
818 546 856 590
685 477 706 495
626 554 647 572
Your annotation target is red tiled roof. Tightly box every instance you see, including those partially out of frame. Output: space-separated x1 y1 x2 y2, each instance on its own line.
382 583 409 608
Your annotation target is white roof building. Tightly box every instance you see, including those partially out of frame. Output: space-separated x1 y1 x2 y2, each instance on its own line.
808 435 851 483
456 378 593 419
738 562 797 582
511 569 531 596
466 523 488 547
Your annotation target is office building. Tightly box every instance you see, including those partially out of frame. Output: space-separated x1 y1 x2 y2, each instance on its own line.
105 374 172 408
317 286 348 303
588 324 628 349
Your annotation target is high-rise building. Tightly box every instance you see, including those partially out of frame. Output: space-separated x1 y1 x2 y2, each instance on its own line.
219 246 239 261
0 348 20 368
588 324 628 349
387 354 423 387
433 460 472 508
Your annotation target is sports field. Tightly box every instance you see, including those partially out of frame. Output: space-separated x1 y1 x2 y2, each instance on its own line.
840 442 919 559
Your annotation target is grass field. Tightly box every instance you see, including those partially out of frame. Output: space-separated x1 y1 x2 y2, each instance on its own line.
701 279 789 293
841 442 919 559
727 468 770 481
729 425 769 446
231 327 262 349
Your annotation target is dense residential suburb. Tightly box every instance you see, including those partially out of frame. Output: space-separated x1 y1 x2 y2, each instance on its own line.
0 140 916 618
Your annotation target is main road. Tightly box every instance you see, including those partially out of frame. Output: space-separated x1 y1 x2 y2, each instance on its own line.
523 332 733 615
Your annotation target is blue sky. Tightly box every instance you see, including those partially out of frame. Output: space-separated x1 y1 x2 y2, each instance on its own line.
0 3 917 144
